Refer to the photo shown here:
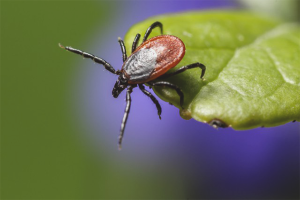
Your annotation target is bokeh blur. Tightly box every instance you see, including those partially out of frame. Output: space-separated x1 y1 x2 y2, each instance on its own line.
1 0 299 199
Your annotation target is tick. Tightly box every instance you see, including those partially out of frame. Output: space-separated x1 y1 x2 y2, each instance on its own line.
59 21 206 149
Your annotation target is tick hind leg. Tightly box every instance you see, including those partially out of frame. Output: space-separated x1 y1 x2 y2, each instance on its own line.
143 21 163 42
139 84 162 119
161 62 206 80
148 81 184 108
59 43 118 74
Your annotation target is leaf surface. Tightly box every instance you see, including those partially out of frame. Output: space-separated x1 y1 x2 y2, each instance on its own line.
124 11 300 129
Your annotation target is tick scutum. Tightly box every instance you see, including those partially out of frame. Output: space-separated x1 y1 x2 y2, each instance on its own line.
123 48 157 82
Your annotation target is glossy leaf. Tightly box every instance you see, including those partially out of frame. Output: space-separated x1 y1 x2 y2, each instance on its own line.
124 11 300 129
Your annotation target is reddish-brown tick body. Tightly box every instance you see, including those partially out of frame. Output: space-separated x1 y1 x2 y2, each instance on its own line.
122 35 185 84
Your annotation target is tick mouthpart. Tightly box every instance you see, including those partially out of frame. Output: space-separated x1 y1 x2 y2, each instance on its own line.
112 91 119 98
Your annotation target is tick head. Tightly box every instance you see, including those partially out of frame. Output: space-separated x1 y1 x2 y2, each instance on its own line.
112 73 128 98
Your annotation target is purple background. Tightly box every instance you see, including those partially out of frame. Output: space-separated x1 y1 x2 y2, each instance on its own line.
73 0 299 199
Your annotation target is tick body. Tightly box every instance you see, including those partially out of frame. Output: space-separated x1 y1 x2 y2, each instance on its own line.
123 35 185 84
59 21 206 149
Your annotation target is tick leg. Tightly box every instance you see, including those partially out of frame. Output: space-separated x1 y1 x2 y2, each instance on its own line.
59 43 117 74
143 21 163 42
119 85 134 150
148 81 184 108
132 33 141 53
139 84 162 119
118 37 127 62
161 62 206 80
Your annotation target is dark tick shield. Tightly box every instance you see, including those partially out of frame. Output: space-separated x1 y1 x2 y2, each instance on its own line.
59 21 206 149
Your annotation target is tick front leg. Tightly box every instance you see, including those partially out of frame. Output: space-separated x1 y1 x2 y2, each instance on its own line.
143 21 163 42
161 62 206 80
119 86 134 150
59 43 117 74
139 84 162 119
132 33 141 53
118 37 127 62
148 81 184 108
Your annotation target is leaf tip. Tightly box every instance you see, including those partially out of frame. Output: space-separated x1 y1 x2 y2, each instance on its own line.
180 108 192 120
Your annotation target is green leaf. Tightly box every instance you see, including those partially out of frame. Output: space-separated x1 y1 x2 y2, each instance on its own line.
238 0 300 22
124 11 300 129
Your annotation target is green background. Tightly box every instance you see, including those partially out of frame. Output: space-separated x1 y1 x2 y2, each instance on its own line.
1 1 102 199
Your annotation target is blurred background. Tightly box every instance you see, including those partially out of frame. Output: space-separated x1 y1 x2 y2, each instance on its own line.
1 0 299 199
